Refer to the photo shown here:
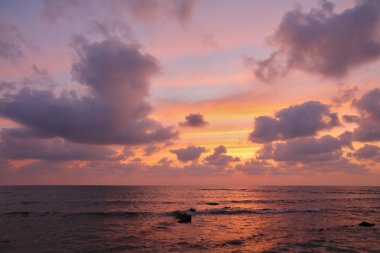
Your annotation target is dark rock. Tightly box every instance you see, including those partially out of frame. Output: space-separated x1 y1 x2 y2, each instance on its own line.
358 221 375 227
172 210 192 223
177 213 192 223
206 202 219 206
171 210 182 218
225 239 244 246
189 208 196 213
0 240 10 244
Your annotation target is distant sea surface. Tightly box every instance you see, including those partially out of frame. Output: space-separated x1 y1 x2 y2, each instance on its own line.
0 186 379 252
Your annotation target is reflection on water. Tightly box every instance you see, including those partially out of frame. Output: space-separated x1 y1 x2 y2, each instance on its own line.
0 186 379 252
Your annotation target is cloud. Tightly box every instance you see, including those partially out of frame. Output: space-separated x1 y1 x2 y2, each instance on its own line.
143 144 161 156
354 88 380 121
0 22 28 61
200 32 219 49
170 0 198 26
88 20 133 40
170 145 206 162
204 145 239 166
249 0 380 82
0 157 142 185
342 115 360 123
257 135 348 162
41 0 85 24
332 87 358 106
0 131 116 161
353 144 380 161
117 0 197 25
0 82 16 93
297 157 367 174
352 88 380 141
180 162 232 177
41 0 198 26
250 133 367 175
0 37 177 145
180 113 208 127
249 101 339 143
235 159 276 176
352 120 380 142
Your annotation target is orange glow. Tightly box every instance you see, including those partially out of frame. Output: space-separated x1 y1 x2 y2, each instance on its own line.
9 159 39 169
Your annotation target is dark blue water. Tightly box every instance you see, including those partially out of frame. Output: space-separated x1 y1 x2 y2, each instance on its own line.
0 186 379 252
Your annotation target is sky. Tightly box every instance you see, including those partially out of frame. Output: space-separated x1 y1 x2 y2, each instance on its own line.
1 0 380 185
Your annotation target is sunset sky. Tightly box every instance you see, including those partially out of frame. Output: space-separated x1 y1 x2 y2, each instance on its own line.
1 0 380 185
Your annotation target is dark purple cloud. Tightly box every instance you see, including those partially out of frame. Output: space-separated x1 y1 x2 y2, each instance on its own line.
249 101 339 143
0 22 27 61
89 20 133 40
352 88 380 141
143 144 161 156
249 132 367 174
257 135 348 162
338 131 353 150
125 145 237 177
0 82 16 93
117 0 160 24
332 87 358 106
0 37 177 145
170 0 197 25
180 162 232 177
352 120 380 142
297 157 367 174
170 145 206 162
180 113 208 127
249 0 380 82
235 159 275 176
204 145 239 166
342 115 360 123
41 0 198 26
353 144 380 161
354 88 380 120
41 0 83 23
238 144 366 176
0 131 116 161
0 157 142 185
114 0 197 25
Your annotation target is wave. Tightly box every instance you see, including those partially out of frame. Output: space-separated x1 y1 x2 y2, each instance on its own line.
71 211 151 217
196 207 321 215
1 211 153 218
3 207 321 219
171 207 321 217
200 188 247 191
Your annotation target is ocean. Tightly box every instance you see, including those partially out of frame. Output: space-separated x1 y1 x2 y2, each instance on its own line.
0 186 379 252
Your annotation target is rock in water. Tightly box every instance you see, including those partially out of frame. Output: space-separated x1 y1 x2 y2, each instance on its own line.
172 210 192 223
358 221 375 227
177 213 192 223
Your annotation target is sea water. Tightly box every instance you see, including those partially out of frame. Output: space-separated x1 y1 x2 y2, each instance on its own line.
0 186 379 252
